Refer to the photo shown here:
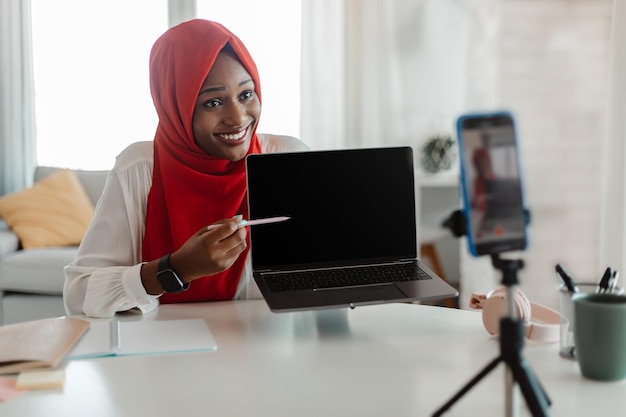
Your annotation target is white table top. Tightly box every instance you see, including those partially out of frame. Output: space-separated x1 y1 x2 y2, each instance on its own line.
3 300 624 417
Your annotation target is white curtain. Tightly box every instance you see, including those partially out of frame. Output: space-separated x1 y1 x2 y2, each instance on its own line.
168 0 195 27
301 0 501 307
301 0 478 152
600 0 626 276
0 0 36 195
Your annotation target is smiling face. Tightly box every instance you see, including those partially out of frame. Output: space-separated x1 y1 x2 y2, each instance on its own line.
192 49 261 161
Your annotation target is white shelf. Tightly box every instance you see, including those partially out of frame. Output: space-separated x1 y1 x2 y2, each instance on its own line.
416 171 459 187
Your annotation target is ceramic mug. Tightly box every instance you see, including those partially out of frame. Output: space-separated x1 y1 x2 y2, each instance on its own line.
573 293 626 381
559 283 624 360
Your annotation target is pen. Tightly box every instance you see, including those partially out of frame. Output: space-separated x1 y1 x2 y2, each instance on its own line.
598 267 612 293
555 263 578 293
609 270 619 293
206 216 290 231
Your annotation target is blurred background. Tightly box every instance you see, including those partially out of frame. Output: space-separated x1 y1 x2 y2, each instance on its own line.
2 0 624 311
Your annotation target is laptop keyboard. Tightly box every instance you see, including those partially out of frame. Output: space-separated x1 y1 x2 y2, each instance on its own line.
262 262 431 292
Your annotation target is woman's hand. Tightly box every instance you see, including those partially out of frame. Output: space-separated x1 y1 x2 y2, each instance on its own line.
169 217 248 283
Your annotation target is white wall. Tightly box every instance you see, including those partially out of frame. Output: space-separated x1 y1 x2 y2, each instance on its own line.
460 0 613 310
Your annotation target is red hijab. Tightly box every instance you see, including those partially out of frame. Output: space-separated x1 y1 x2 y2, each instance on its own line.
142 19 262 303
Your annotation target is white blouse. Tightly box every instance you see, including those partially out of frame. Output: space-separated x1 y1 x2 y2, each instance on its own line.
63 135 309 318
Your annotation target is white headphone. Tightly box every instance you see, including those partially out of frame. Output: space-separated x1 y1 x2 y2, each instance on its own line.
470 287 561 343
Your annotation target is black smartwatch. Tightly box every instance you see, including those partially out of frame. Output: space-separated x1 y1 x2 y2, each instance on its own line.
156 254 189 294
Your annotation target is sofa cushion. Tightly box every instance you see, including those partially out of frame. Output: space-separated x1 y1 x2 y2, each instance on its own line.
0 169 95 249
0 247 77 294
34 166 109 206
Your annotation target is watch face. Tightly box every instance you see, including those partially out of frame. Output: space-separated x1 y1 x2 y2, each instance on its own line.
158 269 186 293
157 255 189 294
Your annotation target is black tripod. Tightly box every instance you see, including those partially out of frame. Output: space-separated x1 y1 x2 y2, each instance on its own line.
432 253 551 417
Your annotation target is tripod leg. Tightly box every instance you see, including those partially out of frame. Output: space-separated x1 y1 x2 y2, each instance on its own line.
432 357 501 417
520 359 551 407
499 317 551 416
510 358 551 417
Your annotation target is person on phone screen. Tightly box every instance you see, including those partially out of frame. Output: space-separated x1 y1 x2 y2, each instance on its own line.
63 19 309 318
471 147 496 212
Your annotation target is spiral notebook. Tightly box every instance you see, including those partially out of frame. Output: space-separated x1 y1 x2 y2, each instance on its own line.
65 318 217 359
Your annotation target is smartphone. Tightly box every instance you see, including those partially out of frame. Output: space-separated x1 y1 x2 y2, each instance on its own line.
456 111 527 256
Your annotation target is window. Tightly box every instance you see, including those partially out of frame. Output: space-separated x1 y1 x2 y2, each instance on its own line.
196 0 302 141
31 0 301 170
31 0 168 170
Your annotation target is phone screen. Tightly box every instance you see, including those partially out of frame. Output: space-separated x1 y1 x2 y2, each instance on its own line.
457 112 527 256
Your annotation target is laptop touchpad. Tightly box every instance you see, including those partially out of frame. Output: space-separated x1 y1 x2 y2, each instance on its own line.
317 284 406 304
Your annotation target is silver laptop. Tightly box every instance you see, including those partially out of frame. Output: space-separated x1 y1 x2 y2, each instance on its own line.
245 146 458 312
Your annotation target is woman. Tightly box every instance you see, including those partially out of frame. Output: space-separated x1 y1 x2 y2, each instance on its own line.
470 147 496 212
63 19 308 317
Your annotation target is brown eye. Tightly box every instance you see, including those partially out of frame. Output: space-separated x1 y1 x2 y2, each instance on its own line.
204 98 222 108
240 90 254 101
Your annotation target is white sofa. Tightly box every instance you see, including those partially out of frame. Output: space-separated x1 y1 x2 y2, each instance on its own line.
0 167 108 325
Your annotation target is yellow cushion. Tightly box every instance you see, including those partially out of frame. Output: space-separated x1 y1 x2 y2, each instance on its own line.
0 169 95 249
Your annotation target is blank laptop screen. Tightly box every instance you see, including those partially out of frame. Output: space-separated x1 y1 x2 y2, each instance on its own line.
245 147 417 270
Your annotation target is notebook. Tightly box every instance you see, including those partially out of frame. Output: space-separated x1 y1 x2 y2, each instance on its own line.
65 318 217 359
245 146 458 312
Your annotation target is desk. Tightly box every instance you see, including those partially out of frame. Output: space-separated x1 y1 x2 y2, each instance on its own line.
3 301 623 416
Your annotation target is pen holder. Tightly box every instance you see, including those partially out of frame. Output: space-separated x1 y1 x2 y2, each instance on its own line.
559 283 624 360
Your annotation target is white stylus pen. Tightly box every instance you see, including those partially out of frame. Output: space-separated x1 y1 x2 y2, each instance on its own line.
206 216 290 231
